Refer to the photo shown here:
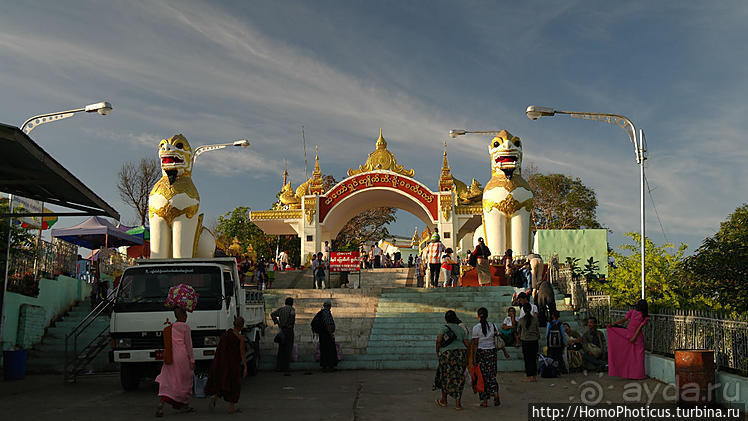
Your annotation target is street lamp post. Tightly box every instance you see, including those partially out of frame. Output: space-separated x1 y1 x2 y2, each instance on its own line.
525 105 647 300
2 101 114 345
20 101 113 134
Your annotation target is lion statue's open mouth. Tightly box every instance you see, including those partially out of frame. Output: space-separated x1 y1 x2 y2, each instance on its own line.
160 155 184 165
495 155 517 164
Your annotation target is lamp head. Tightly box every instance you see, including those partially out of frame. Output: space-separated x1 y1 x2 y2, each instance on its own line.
85 101 113 116
525 105 555 120
234 139 250 148
448 129 467 138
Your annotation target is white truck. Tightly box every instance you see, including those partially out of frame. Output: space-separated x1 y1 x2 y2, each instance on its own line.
110 257 265 391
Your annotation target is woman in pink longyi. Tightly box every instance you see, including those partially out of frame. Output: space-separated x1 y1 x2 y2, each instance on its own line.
607 300 649 379
156 306 195 417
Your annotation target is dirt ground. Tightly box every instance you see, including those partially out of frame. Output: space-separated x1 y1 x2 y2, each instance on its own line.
0 370 743 420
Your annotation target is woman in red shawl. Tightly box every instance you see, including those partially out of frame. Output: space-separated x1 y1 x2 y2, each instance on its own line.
206 316 247 413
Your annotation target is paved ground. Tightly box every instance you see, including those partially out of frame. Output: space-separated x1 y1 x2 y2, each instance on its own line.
0 369 712 420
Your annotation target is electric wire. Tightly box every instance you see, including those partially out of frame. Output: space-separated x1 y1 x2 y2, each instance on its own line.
643 172 669 244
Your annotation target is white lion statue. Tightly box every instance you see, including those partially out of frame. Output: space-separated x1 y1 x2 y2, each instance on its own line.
148 134 216 259
476 130 534 258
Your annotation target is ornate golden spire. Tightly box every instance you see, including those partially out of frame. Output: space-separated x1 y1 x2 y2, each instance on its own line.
439 139 454 192
281 159 288 188
309 145 325 194
410 226 419 247
347 129 415 177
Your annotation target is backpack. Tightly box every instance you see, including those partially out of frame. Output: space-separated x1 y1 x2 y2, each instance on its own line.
440 325 457 347
538 354 559 378
451 261 460 276
510 270 525 288
547 321 563 349
311 310 325 334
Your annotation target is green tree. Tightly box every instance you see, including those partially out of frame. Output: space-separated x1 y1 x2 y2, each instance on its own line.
334 207 397 250
593 233 698 309
685 204 748 313
527 173 602 230
215 206 300 266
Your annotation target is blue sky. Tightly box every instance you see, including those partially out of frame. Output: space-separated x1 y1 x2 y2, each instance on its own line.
1 1 746 254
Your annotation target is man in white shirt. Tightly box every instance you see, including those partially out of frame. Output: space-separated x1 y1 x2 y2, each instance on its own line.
517 292 538 319
323 241 330 262
278 250 289 271
372 243 383 268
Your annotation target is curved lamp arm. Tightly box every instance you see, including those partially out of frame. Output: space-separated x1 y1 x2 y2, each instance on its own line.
525 106 643 164
193 139 250 163
21 101 112 134
448 129 506 138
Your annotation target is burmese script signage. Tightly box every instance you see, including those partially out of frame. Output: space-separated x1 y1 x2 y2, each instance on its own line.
329 251 360 272
318 172 439 222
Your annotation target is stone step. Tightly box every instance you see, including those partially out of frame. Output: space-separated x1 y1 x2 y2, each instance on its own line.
259 357 526 371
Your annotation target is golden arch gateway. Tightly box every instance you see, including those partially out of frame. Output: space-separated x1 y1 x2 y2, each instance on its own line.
249 129 533 262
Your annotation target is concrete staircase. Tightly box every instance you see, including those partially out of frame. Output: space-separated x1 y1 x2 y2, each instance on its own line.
259 286 584 371
26 300 113 374
272 268 416 289
260 288 381 369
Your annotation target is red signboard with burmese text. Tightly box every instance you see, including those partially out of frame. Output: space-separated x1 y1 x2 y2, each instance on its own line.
329 251 361 272
318 172 439 222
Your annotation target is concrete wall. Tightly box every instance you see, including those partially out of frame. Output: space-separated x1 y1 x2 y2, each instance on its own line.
1 275 91 351
646 352 747 411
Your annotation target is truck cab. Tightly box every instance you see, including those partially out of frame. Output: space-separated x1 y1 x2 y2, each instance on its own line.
110 258 264 390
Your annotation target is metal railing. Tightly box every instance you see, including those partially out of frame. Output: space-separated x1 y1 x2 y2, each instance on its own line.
551 265 587 311
64 289 115 382
6 238 78 297
587 293 612 325
610 308 748 374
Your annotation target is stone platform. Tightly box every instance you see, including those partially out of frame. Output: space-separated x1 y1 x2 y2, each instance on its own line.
260 282 582 371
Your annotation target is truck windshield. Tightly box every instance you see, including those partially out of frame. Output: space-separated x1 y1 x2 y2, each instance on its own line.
114 266 223 312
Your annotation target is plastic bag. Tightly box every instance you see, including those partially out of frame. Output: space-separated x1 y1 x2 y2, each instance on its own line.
470 365 484 393
193 373 208 398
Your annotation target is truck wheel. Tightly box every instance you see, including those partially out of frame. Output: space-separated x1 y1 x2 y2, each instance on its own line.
120 363 141 391
248 341 260 376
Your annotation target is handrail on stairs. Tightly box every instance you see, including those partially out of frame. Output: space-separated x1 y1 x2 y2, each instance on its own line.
64 289 116 382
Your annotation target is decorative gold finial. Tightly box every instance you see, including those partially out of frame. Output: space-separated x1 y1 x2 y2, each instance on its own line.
347 129 415 177
439 139 454 192
309 145 325 194
376 128 387 150
282 159 288 188
314 145 321 173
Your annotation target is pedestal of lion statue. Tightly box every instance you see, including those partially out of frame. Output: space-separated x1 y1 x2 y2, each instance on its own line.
459 265 508 287
459 263 549 287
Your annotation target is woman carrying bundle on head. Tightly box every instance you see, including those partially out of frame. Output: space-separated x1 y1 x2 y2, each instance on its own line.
471 307 510 407
156 283 199 417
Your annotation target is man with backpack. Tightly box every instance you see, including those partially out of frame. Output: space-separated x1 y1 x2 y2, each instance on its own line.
545 310 566 373
311 300 338 371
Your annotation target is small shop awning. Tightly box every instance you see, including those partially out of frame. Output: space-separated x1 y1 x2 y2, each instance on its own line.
0 123 119 219
51 216 143 249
